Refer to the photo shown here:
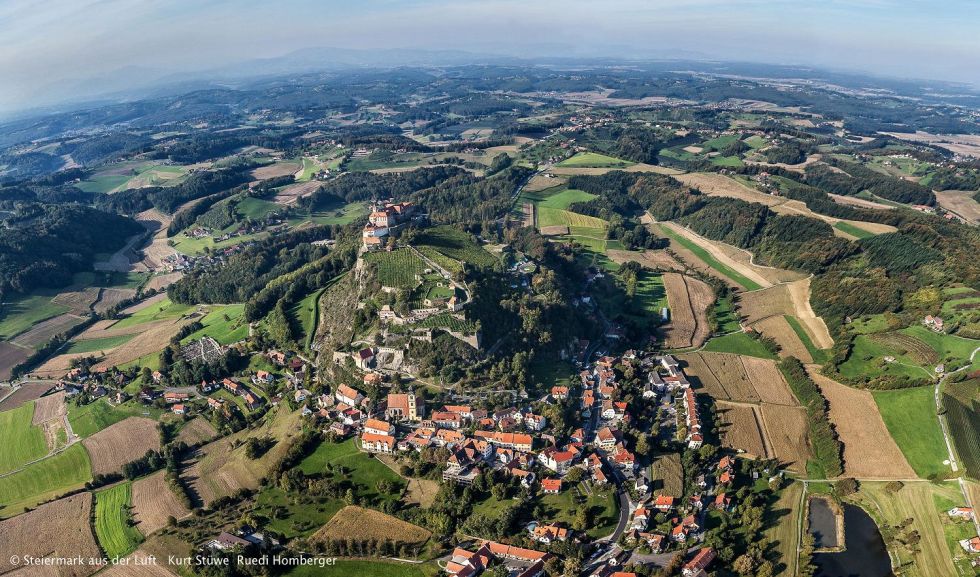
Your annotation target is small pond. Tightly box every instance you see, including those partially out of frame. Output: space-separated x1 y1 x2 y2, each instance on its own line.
808 496 840 549
814 503 892 577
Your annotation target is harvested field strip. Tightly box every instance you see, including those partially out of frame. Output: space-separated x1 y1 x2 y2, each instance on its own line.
752 315 812 363
131 470 189 536
10 313 86 348
95 482 143 559
83 417 161 476
0 402 48 474
310 505 431 546
0 343 30 381
32 391 66 424
759 404 810 472
661 273 714 349
175 417 217 446
740 357 799 406
764 481 803 576
809 370 915 479
675 172 782 206
606 249 683 271
716 401 771 459
0 494 101 575
651 453 684 496
786 278 833 349
0 443 92 517
0 382 53 411
654 221 766 290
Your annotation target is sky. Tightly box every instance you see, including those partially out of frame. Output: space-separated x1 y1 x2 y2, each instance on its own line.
1 0 978 113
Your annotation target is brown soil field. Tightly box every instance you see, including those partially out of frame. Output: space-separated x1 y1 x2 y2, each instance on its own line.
0 343 31 380
251 161 301 180
11 314 86 349
659 222 783 289
97 552 179 577
739 280 832 350
131 471 189 536
403 478 440 508
175 417 217 446
52 288 101 315
32 392 66 424
607 249 683 272
741 357 799 406
70 318 168 341
143 273 183 292
715 402 771 459
93 288 138 315
0 494 101 577
83 417 161 476
524 174 566 192
935 190 980 225
809 370 916 478
120 293 168 316
661 273 714 349
183 408 302 506
752 315 812 363
274 180 320 205
678 353 726 399
539 225 569 236
0 382 54 411
759 404 810 471
35 315 198 378
700 353 761 402
310 505 431 546
674 173 782 206
828 193 894 211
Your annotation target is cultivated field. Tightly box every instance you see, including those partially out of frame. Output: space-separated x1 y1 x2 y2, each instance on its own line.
0 494 101 577
93 288 138 314
738 278 833 350
715 402 771 459
935 190 980 225
403 478 440 508
881 131 980 158
524 174 566 192
740 356 800 405
547 163 682 176
174 417 217 446
363 249 427 289
809 371 916 478
82 418 161 476
753 315 812 362
681 352 760 402
661 273 714 349
274 180 321 205
606 249 683 272
131 471 189 536
759 404 810 471
183 408 302 505
143 273 183 292
95 482 143 559
764 481 803 577
0 382 54 411
98 552 179 577
674 172 781 206
10 313 86 349
828 193 894 211
32 392 66 425
310 505 431 546
251 160 302 180
52 287 101 315
0 343 30 380
0 402 48 474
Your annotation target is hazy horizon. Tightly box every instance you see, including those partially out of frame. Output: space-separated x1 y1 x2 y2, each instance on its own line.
1 0 978 114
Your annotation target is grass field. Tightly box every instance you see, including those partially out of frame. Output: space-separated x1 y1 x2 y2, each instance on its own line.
538 482 619 539
414 226 497 269
288 559 439 577
764 481 802 577
535 188 597 209
253 485 345 538
180 304 248 345
363 249 427 289
834 221 875 239
237 197 282 219
290 288 325 348
655 223 762 290
306 201 370 226
65 334 136 354
68 399 159 438
0 443 92 517
784 315 830 364
0 402 48 474
838 334 934 381
537 206 608 230
95 482 143 559
112 297 194 330
872 387 949 478
556 151 633 168
0 293 69 340
943 379 980 479
297 438 403 504
714 295 742 333
632 270 668 316
902 326 980 369
702 332 777 359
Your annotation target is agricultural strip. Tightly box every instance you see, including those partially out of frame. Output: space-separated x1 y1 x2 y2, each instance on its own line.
0 443 92 517
873 387 950 479
0 494 102 576
95 482 144 559
660 273 714 349
82 417 161 476
0 402 49 474
651 220 767 290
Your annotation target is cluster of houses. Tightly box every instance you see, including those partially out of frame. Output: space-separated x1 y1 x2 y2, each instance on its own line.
445 540 551 577
362 199 417 250
950 507 980 563
923 314 946 333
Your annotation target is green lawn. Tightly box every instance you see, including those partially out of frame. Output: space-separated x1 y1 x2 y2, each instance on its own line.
714 295 741 333
65 334 135 354
710 155 744 168
556 152 633 168
902 326 980 369
288 559 439 577
0 293 69 339
834 221 875 240
290 289 325 348
537 207 607 230
0 443 92 517
528 358 576 393
838 334 931 380
112 297 194 329
744 135 768 149
68 399 159 438
655 224 762 290
297 438 402 504
632 270 668 315
702 332 776 359
253 485 344 538
180 304 248 345
784 315 830 364
94 482 143 559
538 482 619 539
75 174 132 193
306 201 370 226
873 386 949 478
700 134 740 151
237 197 282 219
0 402 48 474
536 188 598 210
297 157 320 181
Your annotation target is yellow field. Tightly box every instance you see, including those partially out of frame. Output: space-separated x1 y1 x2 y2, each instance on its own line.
765 481 803 577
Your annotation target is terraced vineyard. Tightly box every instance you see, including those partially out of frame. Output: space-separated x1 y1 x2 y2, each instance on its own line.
363 249 427 289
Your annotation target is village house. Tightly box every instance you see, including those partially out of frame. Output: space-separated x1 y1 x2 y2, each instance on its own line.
360 432 396 454
539 446 577 474
654 495 675 512
364 418 395 436
541 478 562 494
335 383 366 407
633 507 650 531
948 507 975 521
682 548 717 577
164 391 189 404
531 524 569 544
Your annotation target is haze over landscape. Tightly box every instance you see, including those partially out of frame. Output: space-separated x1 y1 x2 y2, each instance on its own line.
2 0 979 115
2 3 980 577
